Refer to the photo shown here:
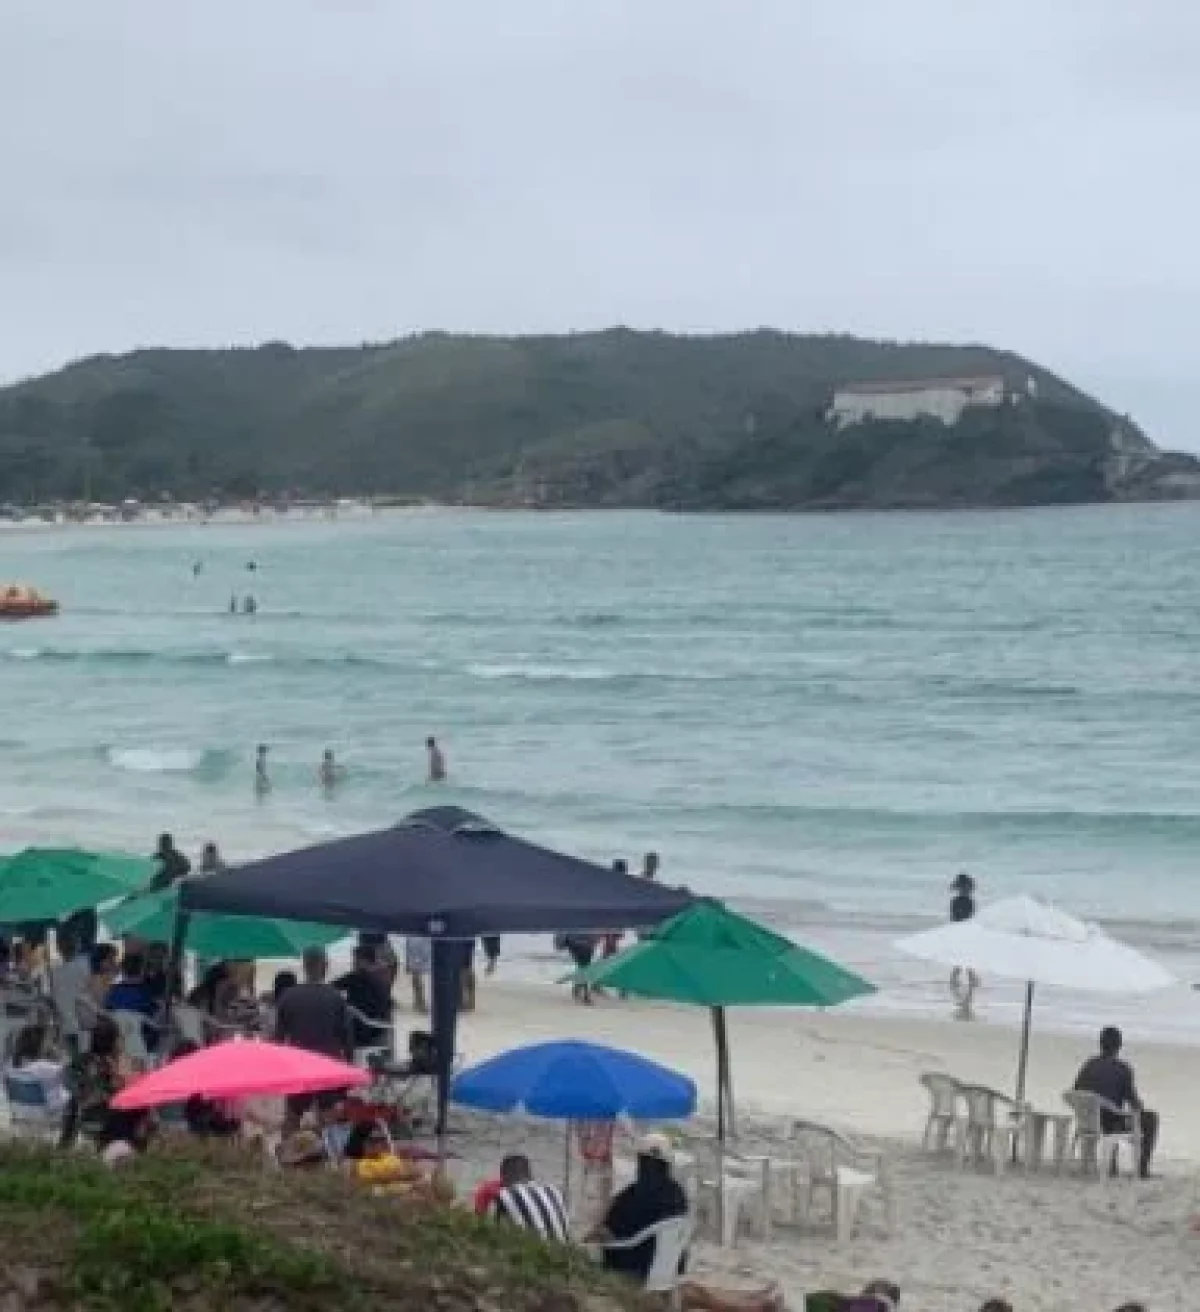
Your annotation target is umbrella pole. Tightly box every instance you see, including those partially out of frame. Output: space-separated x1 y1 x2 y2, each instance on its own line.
564 1122 572 1207
1015 981 1034 1108
163 908 191 1030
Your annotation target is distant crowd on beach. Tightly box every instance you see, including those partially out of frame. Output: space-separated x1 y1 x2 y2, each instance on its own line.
558 851 661 1005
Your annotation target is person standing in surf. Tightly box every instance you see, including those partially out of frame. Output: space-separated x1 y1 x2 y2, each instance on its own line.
255 744 271 796
318 749 342 793
949 872 979 1020
426 736 447 783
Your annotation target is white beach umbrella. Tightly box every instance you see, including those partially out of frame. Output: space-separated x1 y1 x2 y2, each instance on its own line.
895 895 1173 1104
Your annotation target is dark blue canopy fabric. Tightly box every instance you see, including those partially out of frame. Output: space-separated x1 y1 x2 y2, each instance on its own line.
182 806 690 937
178 807 692 1134
452 1040 697 1120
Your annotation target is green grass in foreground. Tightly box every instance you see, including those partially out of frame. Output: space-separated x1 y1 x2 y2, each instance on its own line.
0 1142 637 1312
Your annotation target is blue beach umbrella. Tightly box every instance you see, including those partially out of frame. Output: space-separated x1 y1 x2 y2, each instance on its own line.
451 1039 697 1121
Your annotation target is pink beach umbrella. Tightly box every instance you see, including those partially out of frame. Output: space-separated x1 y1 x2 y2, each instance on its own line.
112 1038 368 1110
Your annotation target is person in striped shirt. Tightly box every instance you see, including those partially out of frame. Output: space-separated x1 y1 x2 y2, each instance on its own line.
490 1154 570 1243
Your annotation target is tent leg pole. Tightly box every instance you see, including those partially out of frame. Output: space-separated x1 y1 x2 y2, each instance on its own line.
712 1007 729 1244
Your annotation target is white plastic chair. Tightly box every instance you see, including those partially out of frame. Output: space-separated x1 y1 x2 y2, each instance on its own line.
110 1010 156 1069
600 1215 693 1304
691 1153 770 1247
919 1072 965 1153
788 1120 893 1240
348 1007 398 1064
172 1004 208 1047
1062 1089 1141 1179
958 1085 1021 1173
2 1070 67 1142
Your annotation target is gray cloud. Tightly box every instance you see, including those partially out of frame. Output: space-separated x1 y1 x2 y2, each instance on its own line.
1 0 1197 447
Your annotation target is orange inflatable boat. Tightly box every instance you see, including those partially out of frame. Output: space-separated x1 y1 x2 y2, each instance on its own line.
0 585 59 619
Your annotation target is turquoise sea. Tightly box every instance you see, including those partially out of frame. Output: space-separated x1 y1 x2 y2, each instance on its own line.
3 505 1200 1038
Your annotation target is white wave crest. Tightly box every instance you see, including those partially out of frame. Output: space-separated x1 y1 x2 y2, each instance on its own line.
107 746 207 774
466 662 617 682
226 650 275 666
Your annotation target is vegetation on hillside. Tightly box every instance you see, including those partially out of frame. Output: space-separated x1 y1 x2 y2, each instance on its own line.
0 1142 633 1312
0 329 1190 510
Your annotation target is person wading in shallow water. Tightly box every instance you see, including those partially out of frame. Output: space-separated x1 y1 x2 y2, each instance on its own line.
426 736 446 782
949 872 979 1020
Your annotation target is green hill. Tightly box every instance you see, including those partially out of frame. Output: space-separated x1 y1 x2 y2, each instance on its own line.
0 1142 637 1312
0 329 1194 509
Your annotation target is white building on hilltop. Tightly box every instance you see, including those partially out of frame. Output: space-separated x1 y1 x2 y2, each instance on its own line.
828 376 1007 428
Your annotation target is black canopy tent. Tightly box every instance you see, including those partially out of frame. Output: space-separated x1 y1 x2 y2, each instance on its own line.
178 807 692 1131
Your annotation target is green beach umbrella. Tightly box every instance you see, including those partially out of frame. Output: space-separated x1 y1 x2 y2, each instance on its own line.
0 847 155 922
574 898 876 1138
104 884 346 959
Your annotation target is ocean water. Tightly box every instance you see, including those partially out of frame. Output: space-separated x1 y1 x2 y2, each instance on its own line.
3 505 1200 1041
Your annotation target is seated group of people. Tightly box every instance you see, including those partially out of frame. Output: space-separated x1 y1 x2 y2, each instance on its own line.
3 1015 244 1162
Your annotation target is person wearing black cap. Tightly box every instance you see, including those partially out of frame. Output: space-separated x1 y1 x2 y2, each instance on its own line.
949 873 979 1020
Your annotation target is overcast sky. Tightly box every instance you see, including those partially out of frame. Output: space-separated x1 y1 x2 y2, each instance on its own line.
2 1 1197 446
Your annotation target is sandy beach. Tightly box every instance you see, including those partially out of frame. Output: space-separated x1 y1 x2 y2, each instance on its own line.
447 981 1200 1311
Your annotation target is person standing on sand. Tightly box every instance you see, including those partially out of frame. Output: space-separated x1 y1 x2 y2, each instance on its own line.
600 860 628 961
198 842 225 875
426 736 446 782
151 834 191 891
949 872 979 1020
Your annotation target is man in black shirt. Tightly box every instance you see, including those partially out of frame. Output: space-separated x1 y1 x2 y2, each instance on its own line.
592 1133 782 1311
599 1133 689 1283
276 947 353 1126
151 834 191 891
333 944 393 1052
1074 1026 1159 1177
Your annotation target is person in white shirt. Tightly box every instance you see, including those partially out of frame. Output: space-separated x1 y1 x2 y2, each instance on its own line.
4 1024 68 1110
49 929 93 1057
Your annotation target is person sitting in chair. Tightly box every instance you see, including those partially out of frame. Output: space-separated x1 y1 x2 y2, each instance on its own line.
1073 1025 1159 1178
489 1154 569 1242
4 1024 68 1111
589 1133 783 1312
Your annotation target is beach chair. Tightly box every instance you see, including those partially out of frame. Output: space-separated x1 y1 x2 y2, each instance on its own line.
110 1010 159 1069
2 1070 66 1142
1062 1089 1141 1179
919 1072 965 1154
348 1006 399 1064
785 1119 893 1241
171 1004 244 1048
958 1085 1022 1173
1 988 46 1062
686 1147 770 1247
600 1215 693 1306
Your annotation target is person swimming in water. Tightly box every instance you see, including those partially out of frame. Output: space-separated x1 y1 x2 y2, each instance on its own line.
255 744 271 795
318 749 341 792
426 736 446 783
242 594 257 615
